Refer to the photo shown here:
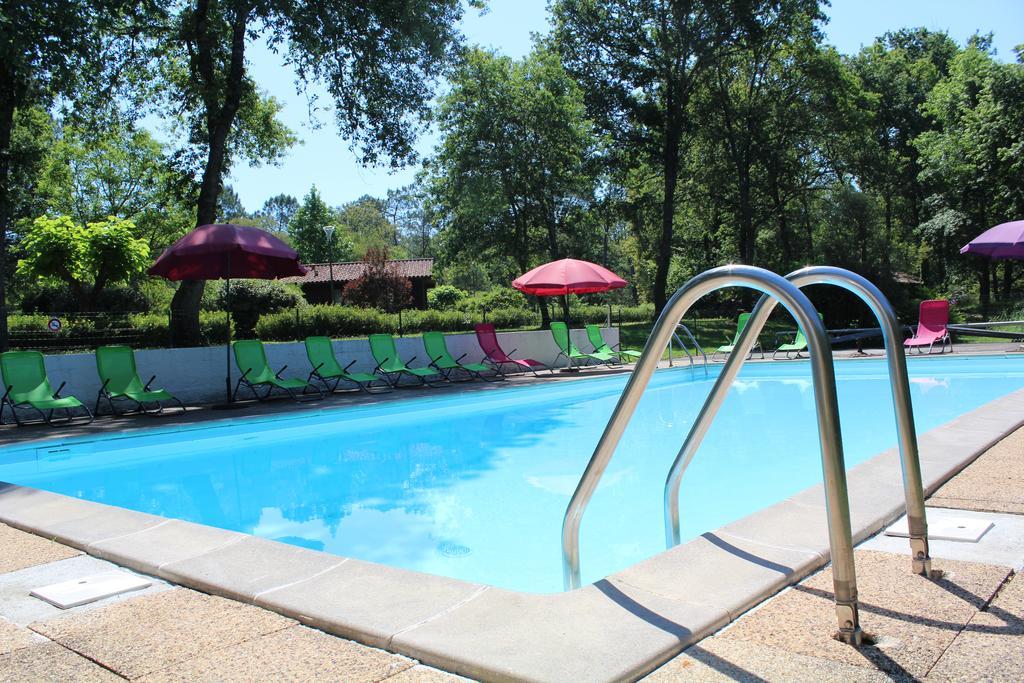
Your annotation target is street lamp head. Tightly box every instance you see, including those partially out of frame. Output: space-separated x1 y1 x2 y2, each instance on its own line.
322 225 336 241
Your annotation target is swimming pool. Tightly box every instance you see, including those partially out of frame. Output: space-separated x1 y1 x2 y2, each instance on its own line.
1 355 1022 593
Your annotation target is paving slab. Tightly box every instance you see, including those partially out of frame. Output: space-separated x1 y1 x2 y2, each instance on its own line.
643 635 896 682
255 557 487 649
157 535 345 602
30 587 295 679
717 550 1011 680
0 554 170 627
0 640 122 682
136 624 414 683
861 507 1024 571
925 572 1024 681
393 580 730 683
88 518 247 575
0 522 80 574
0 617 41 655
609 532 821 620
927 428 1024 515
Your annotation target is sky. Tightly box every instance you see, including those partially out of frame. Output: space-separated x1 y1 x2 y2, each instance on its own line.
222 0 1024 213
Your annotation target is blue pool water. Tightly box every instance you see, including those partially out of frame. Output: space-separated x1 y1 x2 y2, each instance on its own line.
1 355 1022 592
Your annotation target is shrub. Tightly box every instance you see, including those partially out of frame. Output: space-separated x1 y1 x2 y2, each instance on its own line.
342 247 412 311
427 284 468 311
210 279 306 337
457 286 529 312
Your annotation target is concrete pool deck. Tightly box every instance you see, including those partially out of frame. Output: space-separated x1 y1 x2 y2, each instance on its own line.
0 427 1020 681
0 350 1022 680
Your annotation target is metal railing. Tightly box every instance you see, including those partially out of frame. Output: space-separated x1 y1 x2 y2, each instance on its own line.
664 266 930 577
561 264 863 644
667 323 709 377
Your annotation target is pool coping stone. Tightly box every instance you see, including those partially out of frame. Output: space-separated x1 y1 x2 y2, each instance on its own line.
0 385 1021 682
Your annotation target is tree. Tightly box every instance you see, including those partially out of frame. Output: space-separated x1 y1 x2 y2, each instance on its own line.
384 184 434 257
338 196 403 258
160 0 474 345
16 215 150 310
0 0 136 349
288 186 353 263
257 194 299 234
343 247 412 311
428 46 597 324
552 0 761 314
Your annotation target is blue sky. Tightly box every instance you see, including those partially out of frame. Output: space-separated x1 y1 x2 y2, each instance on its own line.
224 0 1023 213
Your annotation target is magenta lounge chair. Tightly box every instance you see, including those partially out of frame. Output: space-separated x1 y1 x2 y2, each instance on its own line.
474 324 549 376
904 299 952 354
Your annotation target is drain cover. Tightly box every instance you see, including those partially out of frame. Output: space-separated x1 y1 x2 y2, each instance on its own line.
885 517 994 543
436 541 471 558
31 571 152 609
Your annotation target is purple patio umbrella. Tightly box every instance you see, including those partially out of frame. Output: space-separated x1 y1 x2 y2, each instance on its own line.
960 220 1024 259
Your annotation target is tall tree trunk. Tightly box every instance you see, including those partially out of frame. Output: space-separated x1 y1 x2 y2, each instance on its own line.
654 121 681 315
1003 262 1013 300
991 261 1000 302
0 80 13 352
882 194 893 275
169 1 249 346
737 164 754 264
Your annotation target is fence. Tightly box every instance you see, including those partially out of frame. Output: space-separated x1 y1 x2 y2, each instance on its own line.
7 313 163 351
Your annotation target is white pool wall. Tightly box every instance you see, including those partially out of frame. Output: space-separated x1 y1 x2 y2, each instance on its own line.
28 327 620 406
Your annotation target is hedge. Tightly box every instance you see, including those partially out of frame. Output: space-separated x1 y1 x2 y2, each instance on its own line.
7 302 656 350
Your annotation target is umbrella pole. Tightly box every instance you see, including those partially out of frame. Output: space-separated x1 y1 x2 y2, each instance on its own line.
226 253 232 404
563 293 575 372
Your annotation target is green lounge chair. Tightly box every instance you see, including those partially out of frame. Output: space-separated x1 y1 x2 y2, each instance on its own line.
713 313 764 361
550 322 616 369
773 312 824 360
586 324 640 363
422 331 501 382
304 336 389 393
95 345 185 415
368 334 442 387
0 351 93 426
232 339 322 402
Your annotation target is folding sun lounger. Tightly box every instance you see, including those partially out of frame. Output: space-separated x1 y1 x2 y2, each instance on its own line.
95 345 185 415
368 334 443 387
0 350 93 426
232 339 322 402
586 324 640 363
713 313 764 361
474 324 548 376
550 322 616 369
422 331 501 382
773 313 824 360
904 299 952 354
305 336 390 393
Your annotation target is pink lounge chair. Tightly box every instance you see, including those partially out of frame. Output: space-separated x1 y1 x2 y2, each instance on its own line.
474 324 549 376
904 299 952 354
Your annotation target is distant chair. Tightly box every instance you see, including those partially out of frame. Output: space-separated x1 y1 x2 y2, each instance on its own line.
232 339 322 401
1 350 93 426
904 300 952 354
368 333 443 387
95 345 185 415
473 324 548 376
713 313 764 361
586 324 641 363
773 313 825 360
305 336 389 393
422 331 501 382
550 322 616 369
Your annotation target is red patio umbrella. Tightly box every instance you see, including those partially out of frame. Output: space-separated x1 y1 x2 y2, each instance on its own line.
149 224 308 403
960 220 1024 260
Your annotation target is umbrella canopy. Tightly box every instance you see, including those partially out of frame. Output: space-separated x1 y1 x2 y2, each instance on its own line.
148 223 307 280
512 258 627 296
959 220 1024 260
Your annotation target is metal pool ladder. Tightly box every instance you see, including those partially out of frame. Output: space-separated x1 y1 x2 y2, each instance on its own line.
667 323 708 378
561 264 930 646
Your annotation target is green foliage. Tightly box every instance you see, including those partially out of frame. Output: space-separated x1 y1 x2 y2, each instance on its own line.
427 285 468 310
16 215 150 310
210 280 307 338
288 187 354 263
339 196 405 258
456 286 530 312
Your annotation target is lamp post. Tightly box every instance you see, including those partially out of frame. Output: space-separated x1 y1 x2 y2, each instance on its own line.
322 225 336 304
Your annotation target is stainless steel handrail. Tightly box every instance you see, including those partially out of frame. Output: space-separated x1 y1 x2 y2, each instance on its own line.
663 266 931 575
677 323 709 378
561 264 862 644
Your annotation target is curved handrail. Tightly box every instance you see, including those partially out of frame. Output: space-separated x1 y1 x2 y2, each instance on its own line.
561 264 862 644
663 266 930 574
675 323 709 378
